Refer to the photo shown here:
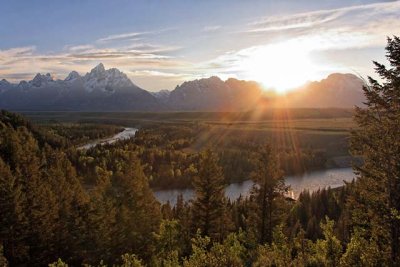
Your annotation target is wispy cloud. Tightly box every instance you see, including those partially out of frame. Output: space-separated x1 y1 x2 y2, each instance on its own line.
248 10 342 33
0 46 36 58
96 27 177 43
66 44 95 52
202 25 221 32
0 42 185 83
198 1 400 87
130 70 185 78
124 43 182 54
246 1 400 37
96 32 150 43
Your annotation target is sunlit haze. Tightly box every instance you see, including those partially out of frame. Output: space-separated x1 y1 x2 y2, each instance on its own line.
239 42 318 93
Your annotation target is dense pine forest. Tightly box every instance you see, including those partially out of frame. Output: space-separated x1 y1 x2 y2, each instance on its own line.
0 37 399 266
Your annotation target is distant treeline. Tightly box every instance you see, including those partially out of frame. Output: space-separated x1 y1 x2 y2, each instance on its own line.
22 107 354 125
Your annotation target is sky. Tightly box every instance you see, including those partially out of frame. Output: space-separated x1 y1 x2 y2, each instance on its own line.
0 0 399 91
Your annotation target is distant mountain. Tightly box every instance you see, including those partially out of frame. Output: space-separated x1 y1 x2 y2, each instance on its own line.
0 64 365 111
165 74 364 110
0 64 161 111
151 89 171 104
281 73 365 108
167 76 263 111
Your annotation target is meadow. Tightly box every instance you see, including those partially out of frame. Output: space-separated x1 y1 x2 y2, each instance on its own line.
24 108 355 178
23 108 356 171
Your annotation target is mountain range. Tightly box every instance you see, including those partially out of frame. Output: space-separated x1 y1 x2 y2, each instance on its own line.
0 64 365 111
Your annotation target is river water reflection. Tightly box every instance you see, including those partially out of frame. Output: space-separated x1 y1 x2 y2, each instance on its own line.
78 128 138 150
154 167 356 205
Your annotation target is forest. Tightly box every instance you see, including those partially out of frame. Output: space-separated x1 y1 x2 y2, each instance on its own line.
0 37 399 266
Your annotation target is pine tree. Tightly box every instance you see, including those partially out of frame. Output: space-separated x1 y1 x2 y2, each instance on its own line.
154 219 183 265
340 228 381 267
191 150 226 241
0 123 60 265
86 167 117 264
349 36 400 263
248 145 288 244
0 245 8 267
315 217 342 267
253 225 291 267
114 154 161 261
292 228 318 266
173 194 192 257
41 145 89 264
0 158 28 265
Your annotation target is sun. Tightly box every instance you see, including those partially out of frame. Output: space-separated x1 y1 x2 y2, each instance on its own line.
240 42 318 93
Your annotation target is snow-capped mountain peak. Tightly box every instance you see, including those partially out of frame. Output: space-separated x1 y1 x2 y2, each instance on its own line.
0 63 160 111
31 73 54 87
92 63 105 73
65 71 81 82
0 79 10 86
84 63 133 93
151 89 170 103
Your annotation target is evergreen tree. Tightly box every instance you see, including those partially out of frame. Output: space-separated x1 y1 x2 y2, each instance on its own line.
48 258 69 267
248 145 288 244
315 217 342 267
253 225 291 267
340 228 381 267
154 219 182 264
292 228 319 267
86 167 117 264
114 154 161 261
41 146 89 264
120 254 145 267
183 231 245 267
173 194 192 258
191 150 227 241
0 245 8 267
349 36 400 263
0 158 28 265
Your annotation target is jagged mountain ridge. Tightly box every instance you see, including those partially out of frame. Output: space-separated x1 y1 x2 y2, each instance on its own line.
166 76 264 111
0 63 162 111
150 90 171 104
0 64 365 111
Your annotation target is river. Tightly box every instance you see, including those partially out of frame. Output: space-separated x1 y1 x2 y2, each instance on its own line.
78 127 138 150
76 127 356 205
154 167 356 205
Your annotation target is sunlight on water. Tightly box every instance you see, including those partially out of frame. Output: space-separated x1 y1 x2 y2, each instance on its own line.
154 167 356 205
78 128 138 150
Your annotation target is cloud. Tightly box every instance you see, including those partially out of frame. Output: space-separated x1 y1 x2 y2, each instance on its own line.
202 25 221 32
124 43 182 54
248 9 344 33
96 32 150 43
247 1 400 36
66 44 95 52
96 27 177 43
195 1 400 88
68 49 173 60
130 70 185 78
0 43 186 83
0 46 36 58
